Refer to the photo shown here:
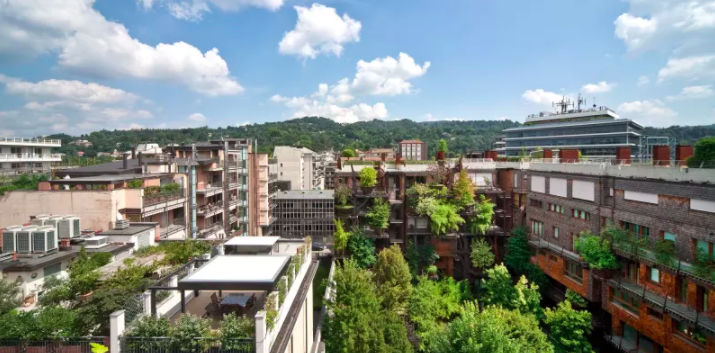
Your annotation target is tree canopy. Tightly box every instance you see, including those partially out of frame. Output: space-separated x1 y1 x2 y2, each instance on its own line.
374 246 413 315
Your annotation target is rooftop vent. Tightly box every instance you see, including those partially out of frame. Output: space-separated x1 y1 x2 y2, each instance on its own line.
84 236 108 249
115 219 130 230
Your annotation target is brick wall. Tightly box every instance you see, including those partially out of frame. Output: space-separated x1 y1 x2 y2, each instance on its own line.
534 252 594 299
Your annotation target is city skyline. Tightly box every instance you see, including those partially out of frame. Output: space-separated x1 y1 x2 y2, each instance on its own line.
1 0 714 137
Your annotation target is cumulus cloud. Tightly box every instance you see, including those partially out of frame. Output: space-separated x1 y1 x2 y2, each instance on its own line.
614 14 658 52
0 0 243 96
351 53 431 96
0 76 138 104
279 4 361 59
522 89 564 106
666 85 715 100
139 0 283 21
617 99 678 127
657 55 715 81
581 81 616 93
187 113 208 122
637 75 650 86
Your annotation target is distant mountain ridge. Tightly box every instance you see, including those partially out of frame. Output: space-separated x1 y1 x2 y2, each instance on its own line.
46 117 715 157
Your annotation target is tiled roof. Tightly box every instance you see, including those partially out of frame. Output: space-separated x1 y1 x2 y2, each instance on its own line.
399 140 424 144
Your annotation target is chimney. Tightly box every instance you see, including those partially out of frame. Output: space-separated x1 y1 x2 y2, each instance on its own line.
652 146 670 166
337 157 342 169
60 238 70 250
137 152 143 172
616 147 631 164
675 145 693 163
485 150 498 160
123 152 129 170
131 147 136 159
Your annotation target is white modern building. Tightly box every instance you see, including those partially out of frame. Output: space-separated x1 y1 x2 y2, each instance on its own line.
274 146 322 190
0 137 62 176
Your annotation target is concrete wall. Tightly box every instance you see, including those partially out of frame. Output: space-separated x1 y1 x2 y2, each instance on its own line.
0 190 117 230
275 147 304 191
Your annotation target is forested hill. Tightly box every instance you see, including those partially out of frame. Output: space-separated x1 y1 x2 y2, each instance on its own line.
46 117 715 157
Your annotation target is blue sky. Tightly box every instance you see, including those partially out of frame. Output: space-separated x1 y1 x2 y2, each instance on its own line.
0 0 714 136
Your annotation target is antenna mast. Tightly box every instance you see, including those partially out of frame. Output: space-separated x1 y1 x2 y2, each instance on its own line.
552 96 574 114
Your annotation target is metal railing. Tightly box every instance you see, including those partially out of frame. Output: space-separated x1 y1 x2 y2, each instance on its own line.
0 153 63 161
198 222 222 236
197 202 224 215
0 337 108 353
0 137 61 145
143 189 186 206
121 337 254 353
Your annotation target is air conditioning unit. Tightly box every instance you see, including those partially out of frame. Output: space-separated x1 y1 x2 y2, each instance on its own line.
46 216 64 233
32 226 58 253
16 226 38 253
32 214 50 226
2 226 23 253
84 236 108 249
58 215 81 239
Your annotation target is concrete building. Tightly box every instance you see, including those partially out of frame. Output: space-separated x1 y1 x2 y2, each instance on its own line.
274 146 322 190
249 153 277 236
0 137 62 176
274 190 334 245
503 98 644 158
398 140 427 160
493 135 506 157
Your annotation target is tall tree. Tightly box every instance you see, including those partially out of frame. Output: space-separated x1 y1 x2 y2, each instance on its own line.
346 228 377 269
333 219 350 258
482 264 543 319
374 246 413 315
543 301 594 353
0 280 21 315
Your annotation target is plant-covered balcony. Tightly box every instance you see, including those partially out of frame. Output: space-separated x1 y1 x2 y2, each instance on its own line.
143 183 184 206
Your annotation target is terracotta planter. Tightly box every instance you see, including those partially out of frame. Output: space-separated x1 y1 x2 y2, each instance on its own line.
436 151 445 160
361 186 375 195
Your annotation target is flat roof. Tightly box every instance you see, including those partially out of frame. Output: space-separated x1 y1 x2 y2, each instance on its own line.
504 118 643 132
178 255 290 290
99 223 156 236
275 190 334 200
51 174 169 184
224 236 280 247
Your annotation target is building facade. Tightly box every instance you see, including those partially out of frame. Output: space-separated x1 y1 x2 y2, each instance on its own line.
274 146 322 190
520 147 715 353
503 105 644 158
0 137 62 176
398 140 427 160
274 190 334 245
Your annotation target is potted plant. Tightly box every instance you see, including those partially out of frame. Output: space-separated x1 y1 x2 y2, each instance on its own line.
436 139 448 160
358 167 377 195
366 198 390 236
334 182 353 215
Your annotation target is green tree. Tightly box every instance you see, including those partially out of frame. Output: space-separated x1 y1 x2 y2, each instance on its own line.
366 198 390 233
544 301 594 353
575 232 619 270
0 173 49 196
0 280 21 315
346 228 377 269
408 277 464 349
687 136 715 168
429 204 465 236
504 227 548 290
333 219 350 257
374 245 412 315
470 238 495 269
565 289 588 308
468 195 494 235
324 259 386 353
438 139 448 154
342 148 357 158
452 170 475 209
428 302 554 353
482 264 542 319
358 167 378 187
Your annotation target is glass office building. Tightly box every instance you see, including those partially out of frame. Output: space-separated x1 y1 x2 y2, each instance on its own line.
503 106 643 158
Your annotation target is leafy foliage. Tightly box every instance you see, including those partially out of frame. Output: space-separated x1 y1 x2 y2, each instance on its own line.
451 170 475 209
470 238 495 269
346 228 377 269
575 232 619 270
565 289 588 308
438 139 448 153
358 167 378 187
0 173 49 196
266 294 278 330
342 148 357 157
653 240 676 267
0 280 21 315
503 227 548 291
334 181 352 206
366 198 390 231
544 301 594 353
406 241 440 278
125 315 172 337
127 179 143 188
482 264 543 319
0 306 83 340
691 247 715 281
333 219 350 256
468 195 494 234
374 246 413 315
220 313 254 339
427 302 554 353
171 315 212 350
414 196 438 217
408 277 465 349
278 277 287 305
686 136 715 168
429 204 465 236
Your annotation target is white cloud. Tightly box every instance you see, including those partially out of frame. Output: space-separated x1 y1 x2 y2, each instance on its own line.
278 4 361 59
522 89 564 106
637 75 650 86
0 0 243 96
666 85 715 100
657 54 715 81
140 0 283 21
0 76 138 104
187 113 207 122
582 81 616 93
351 53 431 96
269 95 387 124
614 14 657 52
617 99 678 127
311 83 328 98
235 121 251 127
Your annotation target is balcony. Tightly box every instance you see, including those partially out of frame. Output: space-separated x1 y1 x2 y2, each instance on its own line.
0 153 63 162
269 173 278 181
160 219 186 239
0 137 61 147
143 189 186 216
197 202 224 217
228 179 239 189
197 182 223 196
198 222 222 238
528 235 582 262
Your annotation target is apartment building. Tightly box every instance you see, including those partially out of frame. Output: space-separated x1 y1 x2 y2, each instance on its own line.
493 135 506 157
274 190 334 245
0 137 62 176
274 146 322 190
520 147 715 353
398 140 427 160
249 153 277 236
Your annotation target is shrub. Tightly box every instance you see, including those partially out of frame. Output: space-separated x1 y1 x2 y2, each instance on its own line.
470 238 495 269
452 170 475 209
566 289 588 307
266 294 278 330
366 198 390 231
415 197 437 217
687 136 715 168
220 313 254 339
125 315 171 337
438 139 448 153
0 280 21 315
358 167 377 187
127 179 143 188
334 182 352 206
691 248 715 281
341 148 357 158
575 232 619 270
171 315 211 351
278 277 287 305
653 240 676 267
346 228 376 269
429 204 465 236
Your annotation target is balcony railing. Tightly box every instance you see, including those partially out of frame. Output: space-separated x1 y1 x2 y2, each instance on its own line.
198 222 222 236
0 137 62 145
121 337 254 353
0 153 63 161
143 189 186 206
197 202 224 215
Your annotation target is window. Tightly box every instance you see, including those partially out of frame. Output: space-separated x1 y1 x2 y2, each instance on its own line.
572 209 591 221
565 260 582 283
663 231 675 242
529 199 543 208
674 320 707 347
623 261 640 283
548 254 558 263
678 278 688 303
602 216 612 226
648 267 661 284
531 220 543 236
553 227 559 239
573 233 580 253
612 289 641 314
647 307 663 320
695 239 714 259
621 221 650 237
548 203 564 214
43 263 61 278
